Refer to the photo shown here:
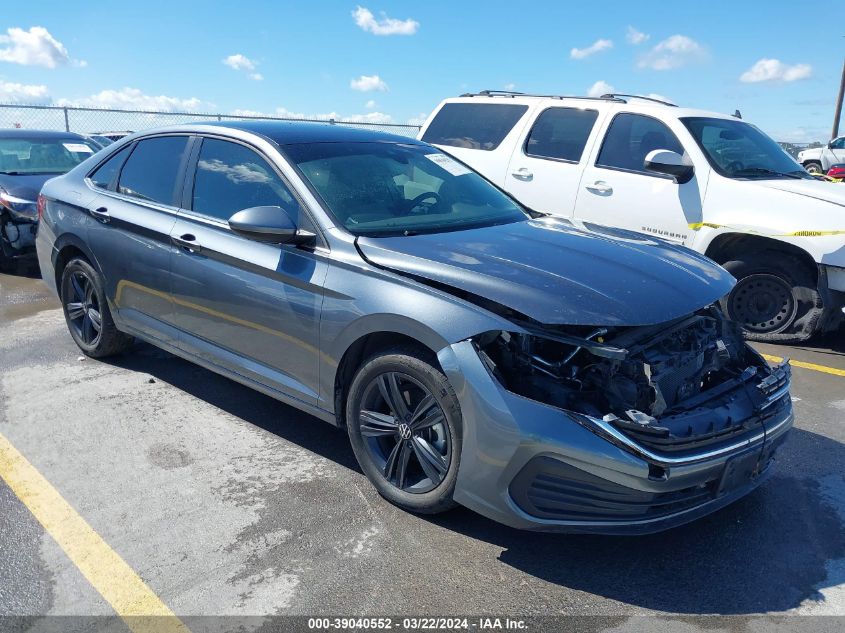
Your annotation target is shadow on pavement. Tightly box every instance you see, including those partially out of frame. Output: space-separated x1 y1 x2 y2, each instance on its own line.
108 342 845 616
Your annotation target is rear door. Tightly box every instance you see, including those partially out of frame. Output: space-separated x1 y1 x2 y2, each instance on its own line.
503 105 605 216
574 112 703 245
420 101 533 185
85 135 191 344
169 136 328 404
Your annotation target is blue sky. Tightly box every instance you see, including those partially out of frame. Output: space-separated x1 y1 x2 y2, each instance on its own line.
1 1 842 141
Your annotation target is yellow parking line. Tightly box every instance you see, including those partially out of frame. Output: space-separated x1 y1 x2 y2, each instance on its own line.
0 431 190 633
761 353 845 378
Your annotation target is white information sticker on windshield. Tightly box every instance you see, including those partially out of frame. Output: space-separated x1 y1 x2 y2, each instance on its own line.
63 143 94 153
425 153 472 177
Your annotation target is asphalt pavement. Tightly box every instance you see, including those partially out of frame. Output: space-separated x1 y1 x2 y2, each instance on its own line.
1 265 844 632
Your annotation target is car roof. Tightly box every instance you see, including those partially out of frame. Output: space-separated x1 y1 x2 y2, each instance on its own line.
163 120 426 146
438 94 737 122
0 128 90 140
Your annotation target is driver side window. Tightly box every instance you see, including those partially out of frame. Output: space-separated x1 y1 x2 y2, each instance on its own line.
831 137 845 150
597 113 684 175
191 138 300 222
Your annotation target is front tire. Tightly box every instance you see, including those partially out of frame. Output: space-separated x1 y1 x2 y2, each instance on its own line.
60 257 133 357
721 253 824 343
346 347 462 514
804 161 823 176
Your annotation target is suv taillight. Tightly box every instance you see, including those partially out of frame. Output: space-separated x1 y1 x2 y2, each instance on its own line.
37 194 46 220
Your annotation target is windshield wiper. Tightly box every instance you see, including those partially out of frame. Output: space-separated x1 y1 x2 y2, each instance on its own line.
733 167 809 180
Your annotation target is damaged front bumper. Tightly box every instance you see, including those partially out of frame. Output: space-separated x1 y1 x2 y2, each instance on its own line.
437 339 793 534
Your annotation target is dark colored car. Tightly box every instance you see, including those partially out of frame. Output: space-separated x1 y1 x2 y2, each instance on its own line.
0 129 100 268
35 122 793 533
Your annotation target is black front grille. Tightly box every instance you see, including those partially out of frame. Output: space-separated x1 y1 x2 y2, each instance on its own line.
510 457 718 521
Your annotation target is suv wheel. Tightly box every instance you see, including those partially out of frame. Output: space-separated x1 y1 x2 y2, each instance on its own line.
803 161 823 175
346 347 462 514
60 257 133 357
721 253 823 342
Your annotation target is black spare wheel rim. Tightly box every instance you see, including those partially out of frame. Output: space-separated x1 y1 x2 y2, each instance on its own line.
728 273 797 334
358 371 451 494
64 268 103 346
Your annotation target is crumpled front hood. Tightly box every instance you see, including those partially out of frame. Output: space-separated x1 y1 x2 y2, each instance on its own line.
0 173 56 202
357 218 735 326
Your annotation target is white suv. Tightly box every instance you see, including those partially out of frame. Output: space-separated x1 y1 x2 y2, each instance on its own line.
419 91 845 342
796 137 845 175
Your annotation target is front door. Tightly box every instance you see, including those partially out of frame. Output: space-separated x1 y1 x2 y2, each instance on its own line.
574 112 703 245
169 136 327 404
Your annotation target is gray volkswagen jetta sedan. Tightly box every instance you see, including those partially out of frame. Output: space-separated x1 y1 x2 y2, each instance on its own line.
35 121 793 533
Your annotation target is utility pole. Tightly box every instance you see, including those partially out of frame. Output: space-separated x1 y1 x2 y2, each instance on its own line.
834 56 845 139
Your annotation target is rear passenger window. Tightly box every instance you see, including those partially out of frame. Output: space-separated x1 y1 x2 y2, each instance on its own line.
597 113 684 174
118 136 189 205
524 107 598 162
422 103 528 151
191 138 299 222
89 145 131 190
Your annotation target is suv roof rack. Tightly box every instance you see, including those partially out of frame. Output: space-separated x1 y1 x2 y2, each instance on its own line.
459 89 626 103
599 93 678 107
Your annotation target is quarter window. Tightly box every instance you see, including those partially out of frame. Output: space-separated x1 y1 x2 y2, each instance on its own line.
524 107 598 162
421 103 528 151
117 136 189 205
597 113 684 174
191 138 299 222
89 145 131 190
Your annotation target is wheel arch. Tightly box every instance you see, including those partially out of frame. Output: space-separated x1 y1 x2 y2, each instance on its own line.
704 232 818 284
330 321 450 427
52 233 103 294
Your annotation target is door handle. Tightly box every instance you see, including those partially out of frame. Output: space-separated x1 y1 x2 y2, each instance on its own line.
585 181 613 195
511 167 533 181
89 206 110 223
172 233 202 252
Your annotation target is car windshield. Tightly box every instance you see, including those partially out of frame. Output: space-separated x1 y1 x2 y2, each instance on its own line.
284 141 528 236
681 117 811 180
0 137 99 175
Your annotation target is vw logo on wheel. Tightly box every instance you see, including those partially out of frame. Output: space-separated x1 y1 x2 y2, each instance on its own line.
398 423 412 440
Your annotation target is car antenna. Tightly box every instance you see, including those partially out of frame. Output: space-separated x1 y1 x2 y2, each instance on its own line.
733 109 742 119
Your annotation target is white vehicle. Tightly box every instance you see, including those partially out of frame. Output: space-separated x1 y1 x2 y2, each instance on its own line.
797 137 845 175
419 91 845 342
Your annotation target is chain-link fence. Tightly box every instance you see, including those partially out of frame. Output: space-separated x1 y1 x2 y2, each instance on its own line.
0 103 422 138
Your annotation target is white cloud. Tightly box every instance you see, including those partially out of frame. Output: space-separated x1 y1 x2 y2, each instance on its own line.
637 35 705 70
570 39 613 60
504 82 516 91
0 80 49 103
644 92 674 104
57 87 209 112
365 99 377 109
223 54 262 80
407 112 429 126
740 58 812 83
352 6 419 36
350 74 388 92
0 26 78 68
626 26 649 45
587 80 614 98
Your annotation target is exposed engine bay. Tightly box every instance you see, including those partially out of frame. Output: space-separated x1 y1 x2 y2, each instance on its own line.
474 306 791 453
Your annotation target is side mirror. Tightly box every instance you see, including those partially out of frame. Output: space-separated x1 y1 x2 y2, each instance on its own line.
644 149 695 184
228 206 314 245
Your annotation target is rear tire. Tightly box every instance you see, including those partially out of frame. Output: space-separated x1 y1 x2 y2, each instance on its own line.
803 161 823 176
346 347 462 515
720 253 824 343
60 257 133 357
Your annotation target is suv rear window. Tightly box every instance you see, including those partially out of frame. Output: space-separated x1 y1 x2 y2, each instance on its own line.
422 103 528 151
524 107 598 162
